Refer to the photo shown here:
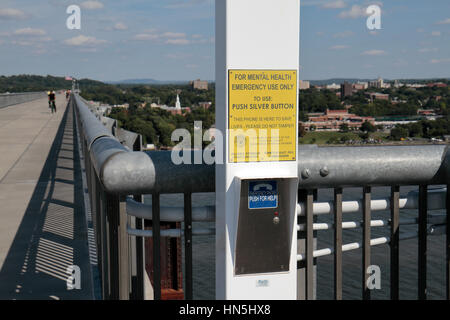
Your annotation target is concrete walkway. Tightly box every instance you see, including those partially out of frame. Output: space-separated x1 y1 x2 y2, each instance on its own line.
0 95 95 299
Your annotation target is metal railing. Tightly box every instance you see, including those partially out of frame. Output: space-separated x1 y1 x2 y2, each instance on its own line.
0 91 47 109
72 93 450 300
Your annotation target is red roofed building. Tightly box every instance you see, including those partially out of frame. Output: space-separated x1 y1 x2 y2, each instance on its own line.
302 109 375 131
427 82 447 88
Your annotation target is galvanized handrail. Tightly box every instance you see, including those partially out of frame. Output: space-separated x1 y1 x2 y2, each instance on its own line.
0 91 47 109
75 97 450 195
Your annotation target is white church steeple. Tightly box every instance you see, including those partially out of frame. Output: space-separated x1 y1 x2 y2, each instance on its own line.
175 94 181 110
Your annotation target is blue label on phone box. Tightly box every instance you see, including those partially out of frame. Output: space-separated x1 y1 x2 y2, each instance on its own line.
248 180 278 209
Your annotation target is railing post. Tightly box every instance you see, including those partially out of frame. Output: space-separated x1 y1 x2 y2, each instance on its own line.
447 184 450 300
334 188 343 300
297 189 316 300
118 196 130 299
390 186 400 300
297 190 305 300
362 186 371 300
131 195 145 300
184 193 193 300
105 193 119 299
418 185 428 300
152 193 162 300
305 190 314 300
98 178 109 299
105 193 130 300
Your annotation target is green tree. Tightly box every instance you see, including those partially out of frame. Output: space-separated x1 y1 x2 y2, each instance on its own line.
361 121 376 133
339 123 349 133
390 126 409 140
408 122 423 137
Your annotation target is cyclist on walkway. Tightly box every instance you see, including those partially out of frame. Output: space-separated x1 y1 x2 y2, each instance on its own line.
48 90 56 114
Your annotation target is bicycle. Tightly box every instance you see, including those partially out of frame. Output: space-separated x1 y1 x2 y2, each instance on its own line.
49 100 56 113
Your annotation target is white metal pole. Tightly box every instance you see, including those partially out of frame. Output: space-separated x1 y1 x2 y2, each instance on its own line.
215 0 300 300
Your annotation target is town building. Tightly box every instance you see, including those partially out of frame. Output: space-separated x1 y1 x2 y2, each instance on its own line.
352 83 366 91
427 82 447 88
299 80 310 90
190 79 209 90
405 83 426 88
198 101 213 109
393 79 403 88
369 77 384 89
150 94 191 115
417 109 437 117
368 92 389 101
301 109 375 131
326 83 340 90
340 82 353 99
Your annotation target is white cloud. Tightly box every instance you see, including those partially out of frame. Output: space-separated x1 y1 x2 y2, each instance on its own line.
436 18 450 25
165 53 192 59
162 32 186 38
14 28 46 36
133 33 159 41
430 58 450 64
418 48 438 53
114 22 128 31
165 0 211 9
64 35 107 46
166 38 191 45
322 0 347 9
32 48 47 55
0 8 27 20
132 30 193 45
80 1 104 10
393 59 408 67
12 40 35 46
10 32 51 48
362 49 386 56
338 5 368 19
333 31 354 38
79 47 99 53
330 45 349 50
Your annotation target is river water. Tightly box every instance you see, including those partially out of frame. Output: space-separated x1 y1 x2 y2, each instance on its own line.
145 186 447 300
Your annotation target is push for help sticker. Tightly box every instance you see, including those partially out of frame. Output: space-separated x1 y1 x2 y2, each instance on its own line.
248 180 278 209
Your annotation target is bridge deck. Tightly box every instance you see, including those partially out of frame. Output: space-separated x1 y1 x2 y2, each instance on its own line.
0 95 96 299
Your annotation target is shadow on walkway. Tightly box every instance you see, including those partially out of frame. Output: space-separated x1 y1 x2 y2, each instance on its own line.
0 102 94 299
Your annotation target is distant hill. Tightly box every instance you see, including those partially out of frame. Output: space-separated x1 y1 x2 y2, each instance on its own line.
108 78 191 85
308 78 376 86
0 74 105 93
307 77 450 86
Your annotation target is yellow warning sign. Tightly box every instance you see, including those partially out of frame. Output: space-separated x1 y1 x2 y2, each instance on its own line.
228 69 297 163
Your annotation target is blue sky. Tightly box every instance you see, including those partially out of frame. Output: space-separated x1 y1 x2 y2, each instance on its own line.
0 0 449 82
